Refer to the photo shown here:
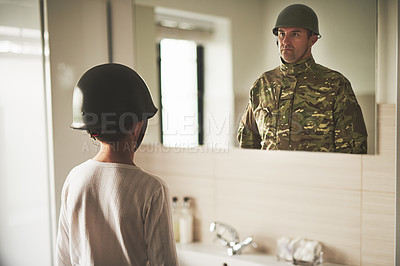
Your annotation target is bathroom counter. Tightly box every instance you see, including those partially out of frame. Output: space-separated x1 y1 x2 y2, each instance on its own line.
177 243 343 266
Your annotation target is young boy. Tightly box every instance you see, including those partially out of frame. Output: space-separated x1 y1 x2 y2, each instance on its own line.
56 63 178 265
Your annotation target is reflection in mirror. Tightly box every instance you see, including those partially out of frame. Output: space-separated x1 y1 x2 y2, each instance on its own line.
136 5 233 150
135 0 376 154
159 38 202 148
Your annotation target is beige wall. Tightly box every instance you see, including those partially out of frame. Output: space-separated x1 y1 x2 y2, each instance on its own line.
136 104 395 265
377 0 398 104
134 5 161 144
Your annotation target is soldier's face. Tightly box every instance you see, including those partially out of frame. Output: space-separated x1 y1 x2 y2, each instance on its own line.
277 27 317 64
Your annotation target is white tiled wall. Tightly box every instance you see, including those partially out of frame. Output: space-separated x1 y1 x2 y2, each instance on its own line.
136 104 396 265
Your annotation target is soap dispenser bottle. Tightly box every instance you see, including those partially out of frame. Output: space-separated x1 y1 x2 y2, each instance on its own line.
172 196 180 242
179 196 194 244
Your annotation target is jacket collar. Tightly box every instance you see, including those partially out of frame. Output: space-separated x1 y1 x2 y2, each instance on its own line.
280 56 315 76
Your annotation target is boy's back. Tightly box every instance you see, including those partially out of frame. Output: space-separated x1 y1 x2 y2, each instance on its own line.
57 160 177 266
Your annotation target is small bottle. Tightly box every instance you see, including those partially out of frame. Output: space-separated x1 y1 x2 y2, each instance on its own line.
179 196 194 244
172 197 180 242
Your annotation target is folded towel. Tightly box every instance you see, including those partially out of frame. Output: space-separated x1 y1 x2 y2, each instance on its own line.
277 237 323 265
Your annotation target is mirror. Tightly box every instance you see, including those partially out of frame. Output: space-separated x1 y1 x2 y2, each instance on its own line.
135 0 376 154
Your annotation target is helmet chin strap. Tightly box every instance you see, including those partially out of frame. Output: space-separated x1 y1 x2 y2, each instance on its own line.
134 119 148 151
296 46 311 63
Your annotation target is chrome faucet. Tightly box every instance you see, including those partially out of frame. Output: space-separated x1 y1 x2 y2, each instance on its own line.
209 221 257 256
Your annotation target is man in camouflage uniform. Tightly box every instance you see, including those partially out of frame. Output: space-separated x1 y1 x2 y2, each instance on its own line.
237 4 367 153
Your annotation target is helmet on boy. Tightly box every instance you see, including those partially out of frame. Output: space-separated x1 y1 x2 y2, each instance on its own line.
71 63 157 131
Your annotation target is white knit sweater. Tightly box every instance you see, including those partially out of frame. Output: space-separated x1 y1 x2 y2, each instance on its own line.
56 160 178 266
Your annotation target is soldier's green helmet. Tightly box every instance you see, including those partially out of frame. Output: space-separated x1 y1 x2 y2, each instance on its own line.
71 63 158 132
272 4 320 37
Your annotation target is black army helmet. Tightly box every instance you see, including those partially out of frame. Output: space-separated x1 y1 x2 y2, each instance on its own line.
272 4 320 37
71 63 157 132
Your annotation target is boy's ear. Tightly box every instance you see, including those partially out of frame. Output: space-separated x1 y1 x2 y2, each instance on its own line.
133 121 144 138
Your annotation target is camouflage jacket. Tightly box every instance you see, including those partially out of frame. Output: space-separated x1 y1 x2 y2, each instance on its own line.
237 56 367 153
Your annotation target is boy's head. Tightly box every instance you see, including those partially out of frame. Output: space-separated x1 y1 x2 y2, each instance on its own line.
71 63 157 150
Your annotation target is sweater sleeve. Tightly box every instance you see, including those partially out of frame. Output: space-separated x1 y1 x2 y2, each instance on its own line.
144 184 179 266
56 181 73 266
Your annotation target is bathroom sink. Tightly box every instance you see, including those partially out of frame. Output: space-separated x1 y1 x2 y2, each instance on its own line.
177 243 342 266
177 243 291 266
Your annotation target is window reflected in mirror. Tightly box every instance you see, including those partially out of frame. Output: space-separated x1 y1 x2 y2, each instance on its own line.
158 38 204 148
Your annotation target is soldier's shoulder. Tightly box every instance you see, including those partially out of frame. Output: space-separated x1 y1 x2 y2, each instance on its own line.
256 67 281 83
250 67 280 92
262 66 281 76
313 63 350 82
